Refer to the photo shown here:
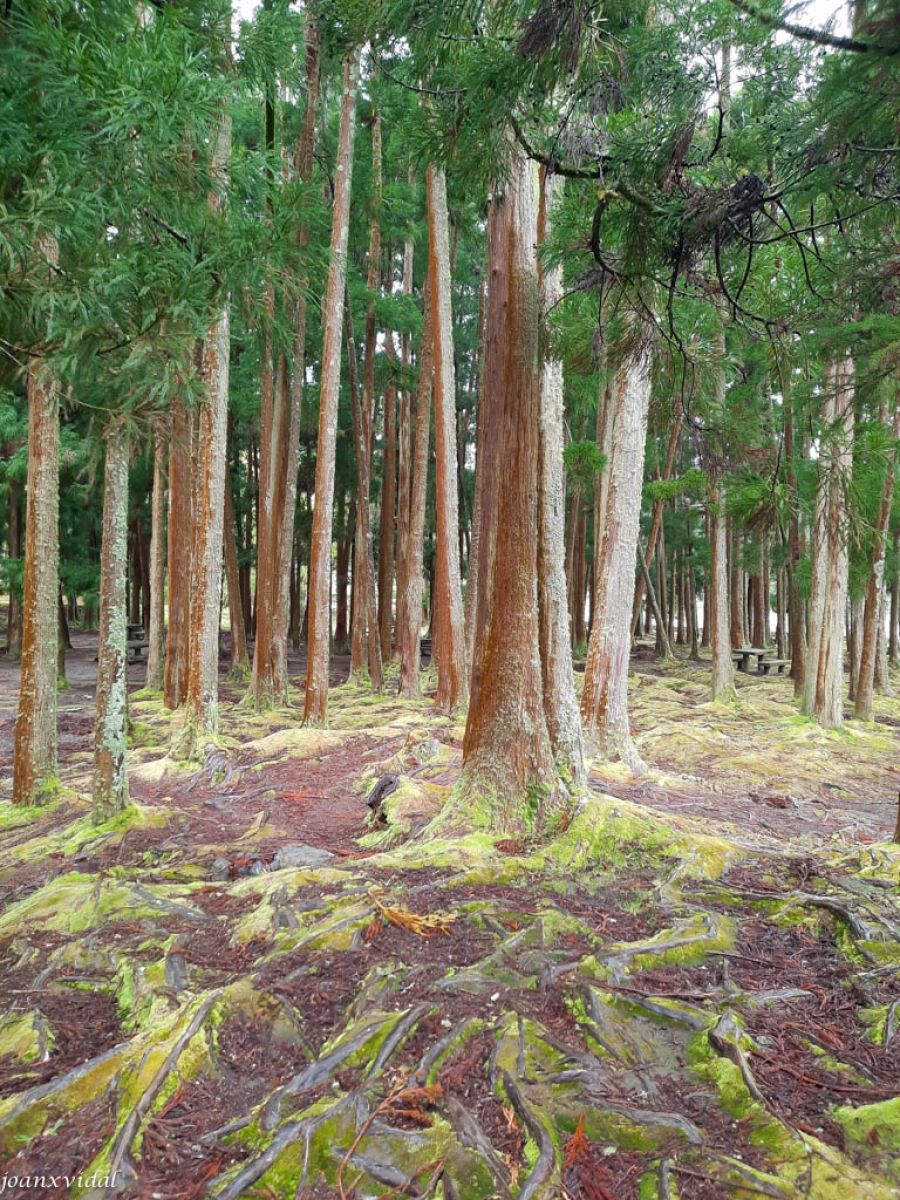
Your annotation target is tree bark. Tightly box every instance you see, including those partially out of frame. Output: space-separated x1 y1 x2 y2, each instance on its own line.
178 106 232 757
855 401 900 718
13 238 60 806
303 49 360 725
93 418 130 822
460 153 555 814
146 427 167 691
581 325 653 771
378 334 397 662
397 270 433 699
804 359 854 728
163 392 192 709
223 461 249 676
345 292 382 689
426 163 468 713
396 180 416 670
7 476 23 659
536 169 585 790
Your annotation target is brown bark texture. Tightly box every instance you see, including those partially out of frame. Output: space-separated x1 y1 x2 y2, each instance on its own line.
13 246 60 806
163 394 192 709
303 49 360 725
146 427 168 691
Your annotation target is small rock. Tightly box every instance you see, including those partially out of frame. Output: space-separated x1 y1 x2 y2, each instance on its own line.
249 859 267 876
412 737 442 763
272 843 335 870
211 856 231 881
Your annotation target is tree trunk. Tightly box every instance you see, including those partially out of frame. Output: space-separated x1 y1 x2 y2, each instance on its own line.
631 396 682 637
536 169 585 790
164 393 192 709
855 402 899 717
345 292 382 689
7 476 23 658
890 527 899 667
13 242 60 806
93 418 130 822
464 279 488 672
805 359 854 728
146 428 167 691
460 153 556 816
223 461 249 677
730 524 744 649
581 324 653 772
178 107 232 757
303 49 360 725
426 163 468 713
397 270 433 700
378 335 397 661
396 184 416 670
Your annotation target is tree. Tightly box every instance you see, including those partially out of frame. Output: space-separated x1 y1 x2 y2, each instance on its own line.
12 236 60 807
92 417 130 822
581 324 653 772
304 48 361 726
426 163 468 713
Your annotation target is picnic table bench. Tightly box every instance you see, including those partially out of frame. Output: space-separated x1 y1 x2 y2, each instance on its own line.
127 623 147 662
731 647 791 675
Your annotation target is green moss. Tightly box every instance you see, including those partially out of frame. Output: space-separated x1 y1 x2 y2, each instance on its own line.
834 1096 900 1154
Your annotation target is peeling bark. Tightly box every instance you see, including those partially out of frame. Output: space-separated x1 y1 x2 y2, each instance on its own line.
460 154 555 816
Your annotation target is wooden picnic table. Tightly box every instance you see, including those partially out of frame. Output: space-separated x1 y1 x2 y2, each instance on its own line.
731 647 768 673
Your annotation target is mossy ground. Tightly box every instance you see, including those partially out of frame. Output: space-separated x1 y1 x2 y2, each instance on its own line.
0 646 898 1198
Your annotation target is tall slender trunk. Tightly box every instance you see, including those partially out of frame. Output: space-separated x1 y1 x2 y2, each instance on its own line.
13 236 60 806
729 523 744 649
461 153 555 815
855 401 900 718
536 170 585 790
631 397 682 636
179 106 232 756
426 163 468 713
378 334 397 662
303 49 360 725
463 279 487 670
93 418 130 822
345 293 382 689
890 527 899 667
7 477 23 659
397 271 433 699
146 427 167 691
396 183 416 666
582 325 653 771
804 359 854 728
223 461 249 676
164 393 192 709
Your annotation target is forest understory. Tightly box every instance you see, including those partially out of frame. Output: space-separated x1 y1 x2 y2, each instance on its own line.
1 635 899 1200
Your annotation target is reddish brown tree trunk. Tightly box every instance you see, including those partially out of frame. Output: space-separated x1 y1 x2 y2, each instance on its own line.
461 155 555 816
13 244 60 806
7 477 23 659
303 49 360 724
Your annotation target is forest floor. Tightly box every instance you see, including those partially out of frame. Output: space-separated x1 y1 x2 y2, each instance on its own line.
1 633 899 1200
